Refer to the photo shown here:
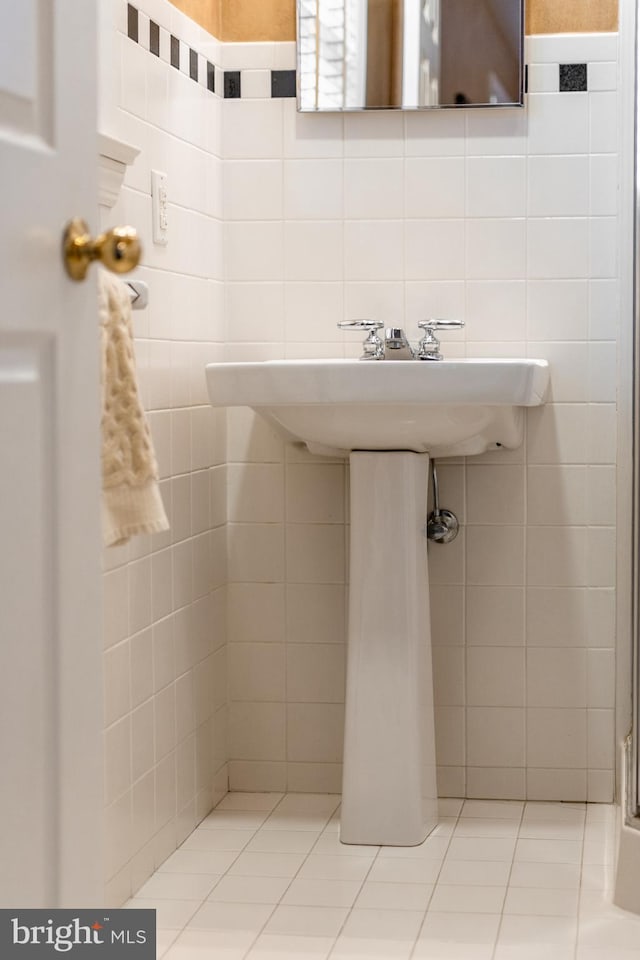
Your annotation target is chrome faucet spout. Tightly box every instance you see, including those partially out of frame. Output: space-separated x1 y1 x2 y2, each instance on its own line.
384 327 416 360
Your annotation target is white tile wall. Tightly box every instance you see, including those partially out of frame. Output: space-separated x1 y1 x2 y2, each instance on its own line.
222 32 619 803
101 0 228 906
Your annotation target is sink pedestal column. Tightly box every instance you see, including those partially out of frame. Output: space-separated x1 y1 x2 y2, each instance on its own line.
340 451 438 846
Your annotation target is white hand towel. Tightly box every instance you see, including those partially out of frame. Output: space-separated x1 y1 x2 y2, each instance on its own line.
99 269 169 547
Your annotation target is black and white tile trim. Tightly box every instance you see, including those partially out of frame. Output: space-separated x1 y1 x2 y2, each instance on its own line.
126 3 297 100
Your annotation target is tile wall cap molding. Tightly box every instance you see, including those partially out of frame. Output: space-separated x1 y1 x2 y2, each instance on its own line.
98 133 141 209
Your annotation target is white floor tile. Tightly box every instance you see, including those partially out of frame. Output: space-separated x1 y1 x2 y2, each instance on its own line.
332 936 415 958
128 898 200 930
355 881 434 911
125 794 629 960
136 872 220 901
158 850 240 875
518 821 584 841
227 851 306 878
522 802 585 822
438 859 512 886
156 928 179 958
180 828 255 852
514 839 582 864
207 875 291 904
264 904 348 937
340 908 425 940
200 810 271 830
378 836 449 859
298 854 374 882
246 829 319 855
446 837 516 861
262 811 335 832
497 914 578 946
313 833 379 857
418 911 501 944
438 799 464 817
577 950 640 960
246 934 334 958
429 884 507 914
187 900 274 932
164 929 255 960
216 792 283 812
367 857 441 884
503 886 580 916
495 947 575 960
580 862 614 890
281 877 361 908
431 819 457 838
413 944 494 960
454 819 520 839
460 801 524 820
275 794 341 814
509 861 581 888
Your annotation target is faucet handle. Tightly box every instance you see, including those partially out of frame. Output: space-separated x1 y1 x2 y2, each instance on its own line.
417 319 465 361
338 319 384 332
337 319 385 360
418 319 465 332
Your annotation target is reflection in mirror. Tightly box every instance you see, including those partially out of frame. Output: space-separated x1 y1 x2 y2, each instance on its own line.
297 0 524 111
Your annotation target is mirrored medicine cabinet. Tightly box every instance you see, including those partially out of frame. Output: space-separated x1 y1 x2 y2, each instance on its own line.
296 0 525 111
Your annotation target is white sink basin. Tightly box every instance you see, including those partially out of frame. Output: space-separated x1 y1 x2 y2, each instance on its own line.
206 358 549 458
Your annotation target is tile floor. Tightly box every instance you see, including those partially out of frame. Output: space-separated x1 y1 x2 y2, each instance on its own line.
128 793 640 960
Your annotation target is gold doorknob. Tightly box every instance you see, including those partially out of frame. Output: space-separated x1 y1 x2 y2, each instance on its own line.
62 218 141 281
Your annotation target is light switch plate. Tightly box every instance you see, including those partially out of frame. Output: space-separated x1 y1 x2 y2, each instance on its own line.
151 169 168 245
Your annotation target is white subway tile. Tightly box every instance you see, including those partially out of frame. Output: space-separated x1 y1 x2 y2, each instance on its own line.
345 158 404 219
406 158 465 219
589 92 618 153
528 156 589 217
467 220 526 280
466 586 524 647
344 220 404 281
590 155 618 216
527 93 589 155
587 61 618 92
224 160 283 220
286 221 344 281
527 63 560 94
405 220 465 282
466 707 525 767
405 109 466 156
466 109 527 155
467 158 526 219
527 218 589 280
526 709 587 768
466 648 525 707
284 159 343 220
466 525 524 586
228 643 286 702
223 98 284 159
527 649 587 708
344 110 404 157
589 217 618 278
527 526 588 587
229 702 286 761
241 69 271 99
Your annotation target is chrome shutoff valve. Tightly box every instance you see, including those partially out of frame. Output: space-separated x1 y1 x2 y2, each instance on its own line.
417 319 465 361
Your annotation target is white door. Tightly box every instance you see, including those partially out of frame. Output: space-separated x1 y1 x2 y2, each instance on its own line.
0 1 103 906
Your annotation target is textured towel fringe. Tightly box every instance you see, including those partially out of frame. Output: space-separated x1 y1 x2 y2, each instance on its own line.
99 269 169 547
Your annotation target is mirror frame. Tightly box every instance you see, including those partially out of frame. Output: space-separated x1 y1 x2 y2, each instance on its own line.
296 0 526 112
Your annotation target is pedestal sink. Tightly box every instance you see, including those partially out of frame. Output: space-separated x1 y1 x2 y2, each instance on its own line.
206 358 549 846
